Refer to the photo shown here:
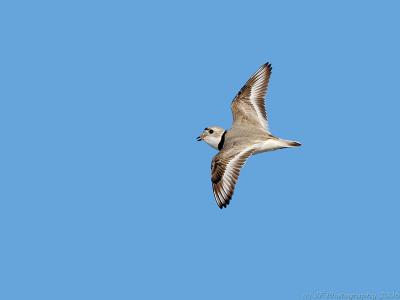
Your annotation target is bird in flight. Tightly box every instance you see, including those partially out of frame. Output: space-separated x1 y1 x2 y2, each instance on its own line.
197 62 301 209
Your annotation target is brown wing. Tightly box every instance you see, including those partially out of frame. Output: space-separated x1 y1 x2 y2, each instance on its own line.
211 146 255 209
231 63 272 132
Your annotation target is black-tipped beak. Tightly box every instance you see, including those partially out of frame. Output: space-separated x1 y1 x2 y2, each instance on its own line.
196 136 202 141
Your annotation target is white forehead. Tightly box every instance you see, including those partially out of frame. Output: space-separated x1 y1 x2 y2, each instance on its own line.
205 126 222 131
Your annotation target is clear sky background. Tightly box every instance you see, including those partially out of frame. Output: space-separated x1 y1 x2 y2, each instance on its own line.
1 1 400 299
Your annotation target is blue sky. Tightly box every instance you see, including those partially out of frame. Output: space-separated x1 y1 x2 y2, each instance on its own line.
1 1 400 299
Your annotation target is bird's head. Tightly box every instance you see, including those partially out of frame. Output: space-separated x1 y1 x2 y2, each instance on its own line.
196 126 226 150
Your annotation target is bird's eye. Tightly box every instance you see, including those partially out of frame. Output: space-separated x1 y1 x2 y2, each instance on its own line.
209 129 214 134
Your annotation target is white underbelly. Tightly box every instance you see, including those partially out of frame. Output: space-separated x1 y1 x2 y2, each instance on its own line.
254 139 286 154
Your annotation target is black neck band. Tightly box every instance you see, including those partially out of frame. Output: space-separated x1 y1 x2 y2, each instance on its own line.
218 131 227 150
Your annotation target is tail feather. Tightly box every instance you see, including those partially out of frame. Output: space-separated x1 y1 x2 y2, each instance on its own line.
282 139 301 147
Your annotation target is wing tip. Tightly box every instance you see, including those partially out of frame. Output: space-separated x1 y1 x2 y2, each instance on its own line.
264 62 272 72
213 187 231 209
217 201 230 209
215 191 231 209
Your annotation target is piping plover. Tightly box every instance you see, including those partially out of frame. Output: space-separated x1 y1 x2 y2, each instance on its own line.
197 62 301 209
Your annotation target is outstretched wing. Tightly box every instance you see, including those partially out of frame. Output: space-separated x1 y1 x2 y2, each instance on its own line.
231 63 272 132
211 146 255 208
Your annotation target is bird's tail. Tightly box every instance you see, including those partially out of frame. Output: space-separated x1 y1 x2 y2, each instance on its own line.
280 139 302 148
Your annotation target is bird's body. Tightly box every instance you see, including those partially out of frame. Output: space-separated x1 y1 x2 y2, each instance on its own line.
197 62 301 209
223 128 299 154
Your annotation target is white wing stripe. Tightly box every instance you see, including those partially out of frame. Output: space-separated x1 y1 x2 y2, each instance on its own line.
249 90 265 129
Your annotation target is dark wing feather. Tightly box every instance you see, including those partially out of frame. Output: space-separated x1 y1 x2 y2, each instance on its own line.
211 146 255 208
231 63 272 132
